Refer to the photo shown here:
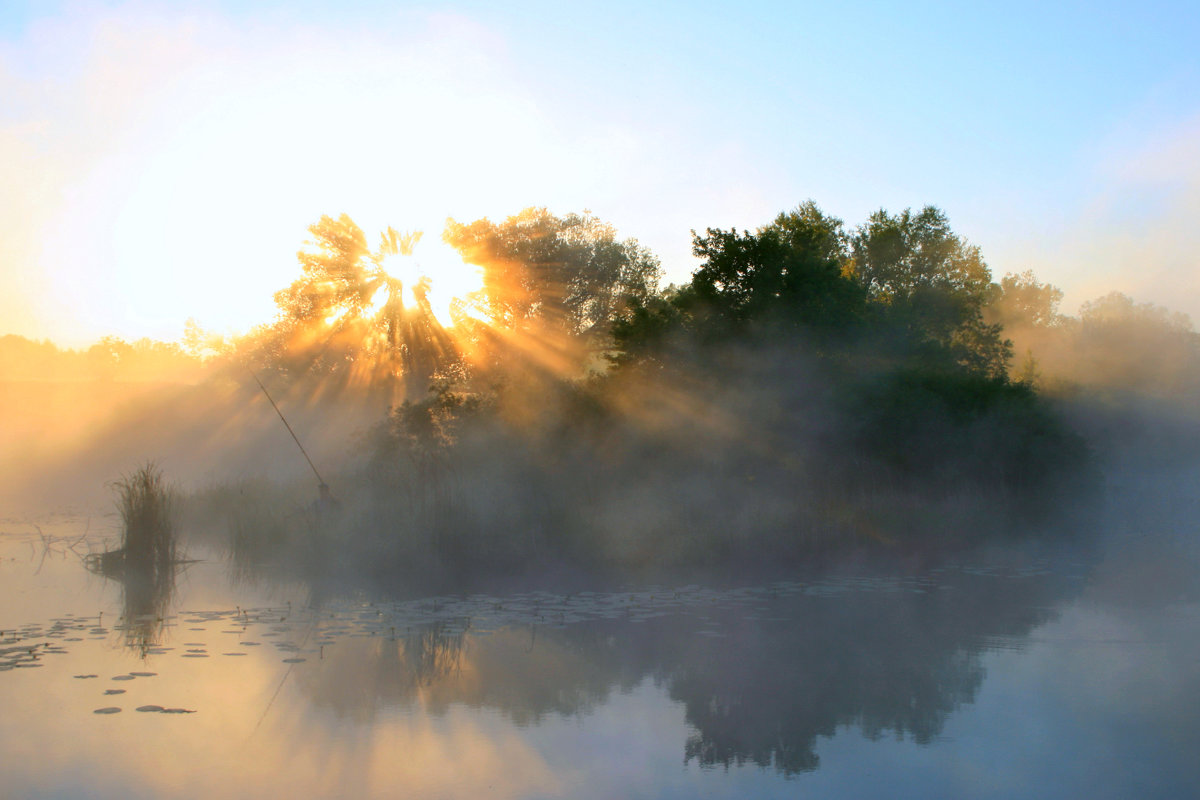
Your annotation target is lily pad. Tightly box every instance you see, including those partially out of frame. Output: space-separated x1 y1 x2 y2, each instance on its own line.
104 689 126 695
93 707 122 714
136 705 164 713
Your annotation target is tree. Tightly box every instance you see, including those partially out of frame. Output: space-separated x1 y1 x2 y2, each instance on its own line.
1072 292 1200 394
678 201 863 335
850 206 1009 378
443 208 661 339
986 270 1065 330
87 336 134 381
266 214 455 399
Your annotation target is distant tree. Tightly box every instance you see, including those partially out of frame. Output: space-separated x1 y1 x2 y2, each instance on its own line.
443 208 661 339
1079 291 1193 332
987 270 1065 330
0 335 70 380
1070 292 1200 394
181 318 230 362
87 336 134 380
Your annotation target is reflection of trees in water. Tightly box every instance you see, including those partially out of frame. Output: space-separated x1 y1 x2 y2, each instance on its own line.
671 603 986 773
296 620 471 722
663 572 1064 774
293 562 1078 772
297 621 628 725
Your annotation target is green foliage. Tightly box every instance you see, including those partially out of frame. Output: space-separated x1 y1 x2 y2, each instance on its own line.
680 202 862 335
609 292 687 367
849 206 1009 378
602 200 1088 542
850 207 991 305
849 368 1090 503
208 200 1102 572
987 270 1066 330
443 207 662 337
612 202 1009 380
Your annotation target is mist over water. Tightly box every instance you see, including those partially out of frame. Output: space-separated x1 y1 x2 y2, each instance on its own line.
3 204 1200 797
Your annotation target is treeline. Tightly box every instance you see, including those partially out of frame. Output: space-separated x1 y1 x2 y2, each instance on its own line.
16 200 1194 567
183 201 1199 573
0 329 213 383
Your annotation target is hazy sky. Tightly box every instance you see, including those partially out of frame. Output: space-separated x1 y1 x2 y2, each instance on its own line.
2 0 1197 345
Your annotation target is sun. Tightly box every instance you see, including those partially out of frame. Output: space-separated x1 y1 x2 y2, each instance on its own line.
378 236 485 328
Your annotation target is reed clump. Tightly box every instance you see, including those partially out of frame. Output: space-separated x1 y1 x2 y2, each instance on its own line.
112 462 176 574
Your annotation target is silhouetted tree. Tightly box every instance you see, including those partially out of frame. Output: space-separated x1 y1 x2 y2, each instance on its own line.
684 201 864 335
265 214 457 399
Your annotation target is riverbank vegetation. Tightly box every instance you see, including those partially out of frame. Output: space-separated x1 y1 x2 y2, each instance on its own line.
176 202 1138 576
11 200 1199 574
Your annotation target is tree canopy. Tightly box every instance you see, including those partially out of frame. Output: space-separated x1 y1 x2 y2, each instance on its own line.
987 270 1066 330
681 201 863 334
264 214 455 398
848 206 1008 377
443 208 661 339
614 201 1009 378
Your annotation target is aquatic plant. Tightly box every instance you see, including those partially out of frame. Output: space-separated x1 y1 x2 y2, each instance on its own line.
82 462 183 653
112 462 176 573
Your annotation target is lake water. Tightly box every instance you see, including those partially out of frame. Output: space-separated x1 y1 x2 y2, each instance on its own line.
2 504 1198 799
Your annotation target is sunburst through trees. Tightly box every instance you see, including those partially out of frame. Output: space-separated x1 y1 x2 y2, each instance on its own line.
258 209 663 406
266 215 458 404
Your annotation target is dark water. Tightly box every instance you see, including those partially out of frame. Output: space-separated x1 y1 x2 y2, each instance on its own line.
1 507 1198 799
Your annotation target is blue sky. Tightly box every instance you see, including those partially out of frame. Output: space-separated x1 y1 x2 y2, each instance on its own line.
1 0 1197 344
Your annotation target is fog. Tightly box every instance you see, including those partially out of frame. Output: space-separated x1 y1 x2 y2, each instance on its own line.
5 205 1198 581
4 205 1200 799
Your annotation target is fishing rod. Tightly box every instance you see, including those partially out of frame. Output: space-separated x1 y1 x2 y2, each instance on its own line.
247 369 332 497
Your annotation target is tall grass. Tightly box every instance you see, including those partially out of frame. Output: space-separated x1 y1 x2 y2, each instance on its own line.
113 462 176 573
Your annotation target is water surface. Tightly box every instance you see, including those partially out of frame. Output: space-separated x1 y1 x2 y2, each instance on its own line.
1 510 1197 798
